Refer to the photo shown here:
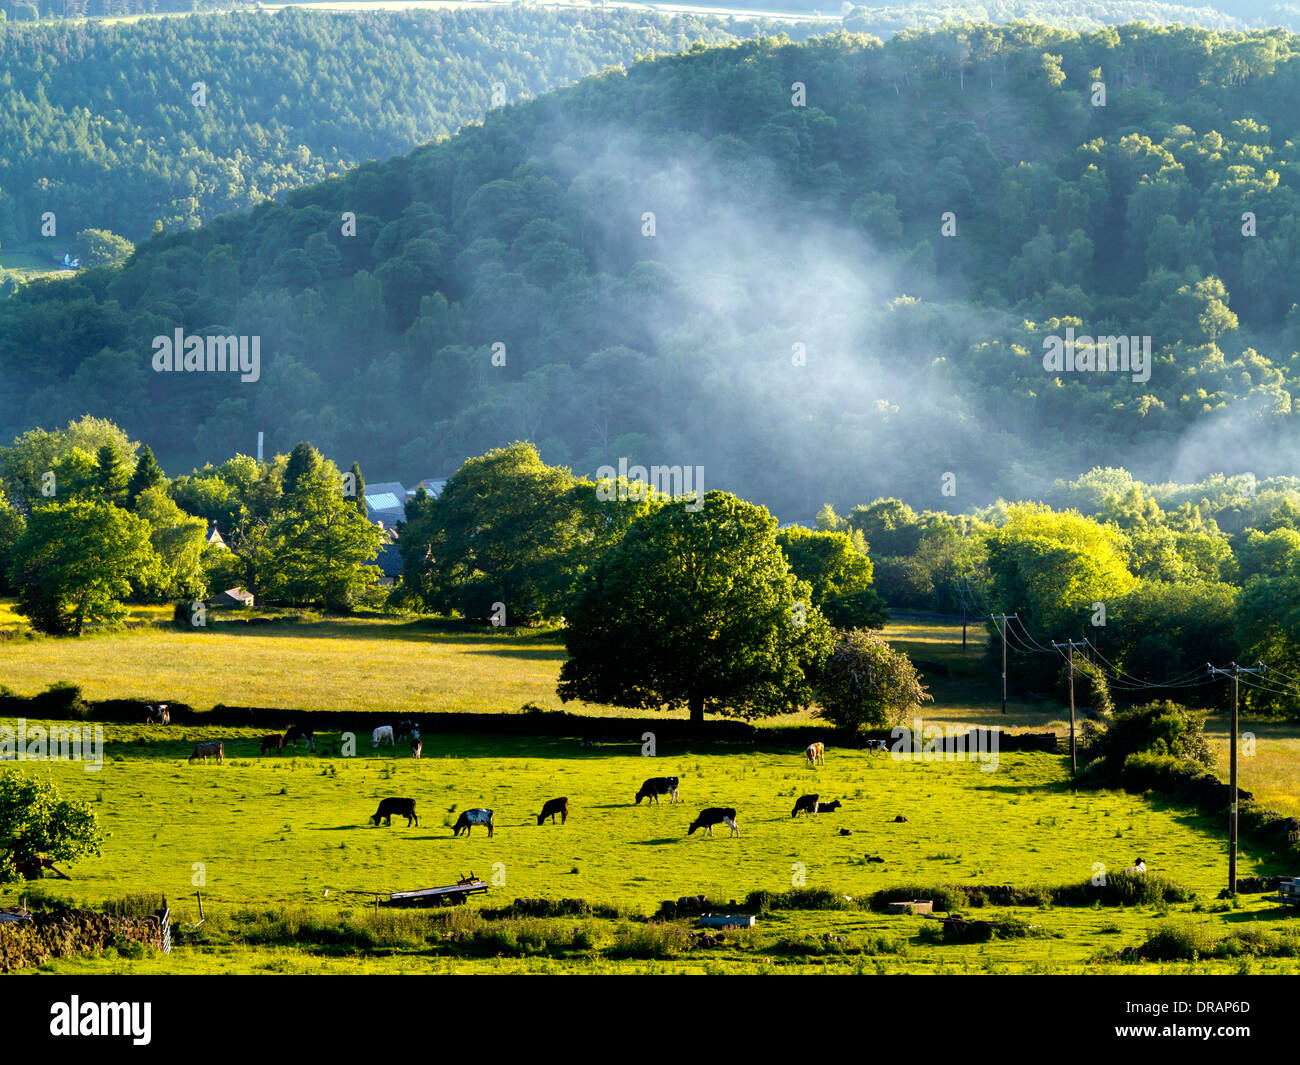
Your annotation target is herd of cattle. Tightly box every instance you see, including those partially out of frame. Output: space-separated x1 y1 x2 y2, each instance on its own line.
176 724 859 840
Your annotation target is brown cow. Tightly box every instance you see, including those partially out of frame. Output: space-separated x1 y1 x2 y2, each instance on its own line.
260 734 284 755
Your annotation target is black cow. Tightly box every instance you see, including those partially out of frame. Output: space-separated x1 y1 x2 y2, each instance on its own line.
791 794 820 818
284 725 315 751
635 776 679 805
688 807 738 837
537 797 568 825
370 797 418 827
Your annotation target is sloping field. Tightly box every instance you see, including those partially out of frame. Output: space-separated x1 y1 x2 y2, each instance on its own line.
3 723 1296 973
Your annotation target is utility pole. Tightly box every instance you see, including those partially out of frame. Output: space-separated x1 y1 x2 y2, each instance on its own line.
957 575 972 649
960 584 967 649
1207 661 1265 896
992 613 1016 716
1051 638 1088 774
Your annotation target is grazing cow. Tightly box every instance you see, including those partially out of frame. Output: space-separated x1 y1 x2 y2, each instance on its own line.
891 815 908 823
537 797 568 825
373 725 395 749
144 704 170 725
806 742 825 766
370 797 419 827
188 741 224 763
260 734 284 755
791 794 821 818
395 719 419 741
1129 857 1147 874
865 739 888 754
284 725 315 751
688 807 739 837
411 737 423 759
635 776 680 805
452 809 494 838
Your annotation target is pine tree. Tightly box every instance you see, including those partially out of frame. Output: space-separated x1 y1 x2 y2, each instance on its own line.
95 444 129 505
349 461 367 517
126 445 165 509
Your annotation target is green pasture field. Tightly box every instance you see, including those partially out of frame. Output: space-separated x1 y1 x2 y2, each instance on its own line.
1 605 1296 973
0 248 67 285
2 724 1297 974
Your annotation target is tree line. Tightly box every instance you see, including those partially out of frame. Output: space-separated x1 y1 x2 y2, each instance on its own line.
3 419 1296 721
818 465 1300 717
0 7 776 250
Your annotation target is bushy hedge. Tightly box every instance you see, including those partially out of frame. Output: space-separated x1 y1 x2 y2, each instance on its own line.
1125 922 1300 961
744 886 854 912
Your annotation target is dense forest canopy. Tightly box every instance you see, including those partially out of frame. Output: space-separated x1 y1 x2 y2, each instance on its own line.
0 7 794 246
5 23 1300 516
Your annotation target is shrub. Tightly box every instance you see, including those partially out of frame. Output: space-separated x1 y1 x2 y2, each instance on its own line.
1091 700 1215 776
1126 921 1219 961
743 886 851 912
29 682 89 719
102 892 165 918
605 922 691 959
815 628 932 733
1053 869 1191 907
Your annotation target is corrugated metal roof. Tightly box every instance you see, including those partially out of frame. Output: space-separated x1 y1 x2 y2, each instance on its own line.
365 492 402 511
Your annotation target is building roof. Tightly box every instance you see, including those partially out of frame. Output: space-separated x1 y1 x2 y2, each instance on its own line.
364 481 409 525
207 587 254 607
409 478 447 498
376 540 404 579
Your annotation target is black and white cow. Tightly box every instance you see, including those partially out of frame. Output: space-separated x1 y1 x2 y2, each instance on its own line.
635 776 680 805
452 808 494 838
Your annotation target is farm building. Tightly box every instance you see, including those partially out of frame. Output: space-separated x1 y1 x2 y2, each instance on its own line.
364 481 410 526
375 526 403 586
206 587 254 609
409 478 446 499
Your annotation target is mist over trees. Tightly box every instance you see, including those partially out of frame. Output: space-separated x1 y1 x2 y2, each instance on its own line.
6 25 1300 517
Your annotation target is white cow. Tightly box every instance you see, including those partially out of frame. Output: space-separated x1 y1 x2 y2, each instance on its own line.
373 725 395 748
